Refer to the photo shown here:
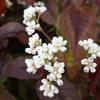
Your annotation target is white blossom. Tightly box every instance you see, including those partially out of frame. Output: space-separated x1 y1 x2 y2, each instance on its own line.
78 38 100 59
81 57 97 73
51 36 67 53
56 79 64 86
88 43 100 59
34 1 45 7
33 55 45 68
25 33 42 54
25 20 40 35
39 79 59 98
23 6 36 25
34 1 47 14
46 61 65 84
25 59 37 74
24 1 67 98
37 43 54 60
78 39 93 51
23 2 47 35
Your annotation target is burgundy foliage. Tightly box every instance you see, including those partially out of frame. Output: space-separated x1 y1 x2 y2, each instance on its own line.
0 0 100 99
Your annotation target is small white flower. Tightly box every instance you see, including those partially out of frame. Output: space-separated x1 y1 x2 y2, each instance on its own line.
23 1 47 35
34 1 45 7
25 26 35 35
25 47 36 54
23 6 36 23
46 61 65 81
51 36 67 53
39 79 59 98
34 1 47 14
56 79 64 86
81 57 97 73
25 21 40 35
28 33 42 47
37 43 54 60
79 38 100 59
35 6 47 14
88 43 100 59
25 59 37 74
25 33 42 54
78 39 93 51
33 55 45 68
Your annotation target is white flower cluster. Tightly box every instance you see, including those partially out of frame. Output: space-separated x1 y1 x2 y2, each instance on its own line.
39 79 59 97
24 1 67 97
79 39 100 73
23 1 47 35
25 33 67 97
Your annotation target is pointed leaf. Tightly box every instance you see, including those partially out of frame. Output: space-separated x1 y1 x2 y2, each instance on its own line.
41 0 58 25
0 22 28 44
5 56 44 80
57 5 99 79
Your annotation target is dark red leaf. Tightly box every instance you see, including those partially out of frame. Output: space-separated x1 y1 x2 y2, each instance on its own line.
57 5 99 79
17 32 28 44
37 79 81 100
0 22 25 40
46 0 58 20
41 11 56 25
5 56 44 80
41 0 58 25
0 21 28 44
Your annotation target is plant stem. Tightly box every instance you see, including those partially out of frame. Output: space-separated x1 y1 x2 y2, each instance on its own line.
39 27 51 42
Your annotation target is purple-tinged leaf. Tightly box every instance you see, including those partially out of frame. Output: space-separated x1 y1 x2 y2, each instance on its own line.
5 56 44 80
41 11 56 25
46 0 58 20
37 79 81 100
0 22 25 40
57 5 99 79
0 54 12 77
40 0 58 25
0 21 28 44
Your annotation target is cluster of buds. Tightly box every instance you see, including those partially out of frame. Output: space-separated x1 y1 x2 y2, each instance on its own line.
25 33 67 97
23 1 47 35
79 39 100 73
23 1 67 98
